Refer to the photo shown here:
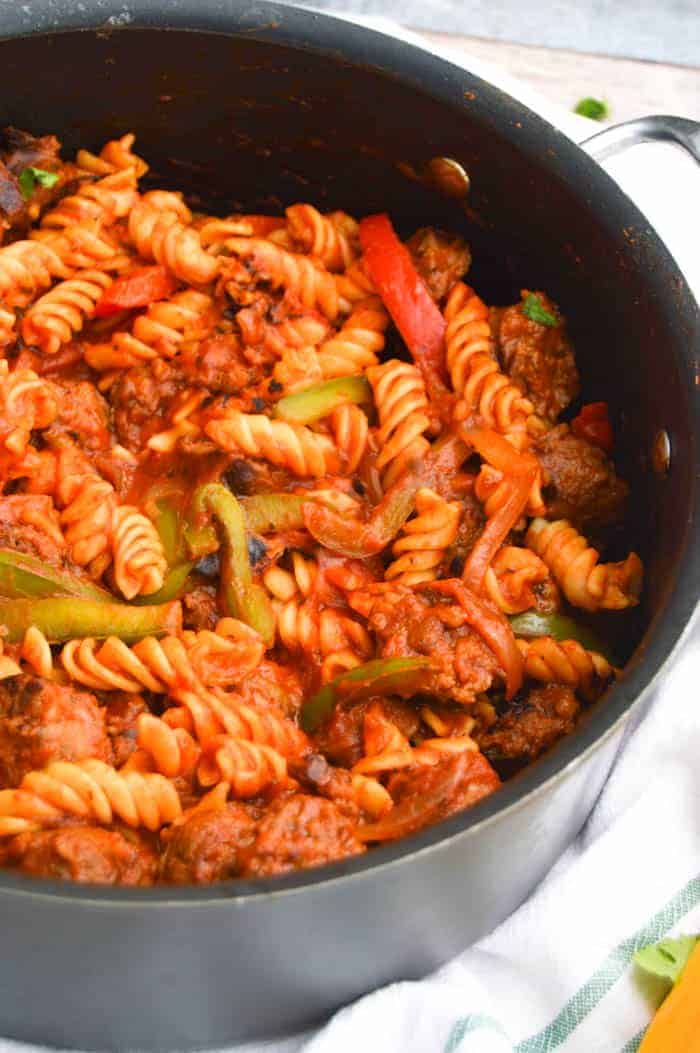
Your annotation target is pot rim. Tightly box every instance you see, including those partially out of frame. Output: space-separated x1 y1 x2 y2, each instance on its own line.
0 0 698 905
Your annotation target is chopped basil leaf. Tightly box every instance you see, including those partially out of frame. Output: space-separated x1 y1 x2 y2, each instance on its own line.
18 166 59 200
574 97 609 121
634 935 699 986
522 293 558 328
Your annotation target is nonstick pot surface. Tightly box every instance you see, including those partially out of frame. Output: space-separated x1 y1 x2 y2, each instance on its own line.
0 0 696 903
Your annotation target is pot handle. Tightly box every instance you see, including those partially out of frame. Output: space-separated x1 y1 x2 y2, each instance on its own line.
580 115 700 164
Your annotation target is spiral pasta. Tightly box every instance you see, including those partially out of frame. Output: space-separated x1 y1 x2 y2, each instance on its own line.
0 759 181 836
132 714 200 779
353 704 478 776
19 627 54 680
316 299 388 379
197 736 289 798
182 691 310 757
111 505 167 600
30 224 129 273
445 282 534 446
221 238 339 320
0 240 71 308
386 488 462 586
59 473 116 572
330 403 369 473
0 362 58 459
61 624 263 697
516 636 614 691
286 204 359 272
474 461 546 519
263 553 373 679
86 290 215 370
239 312 330 359
21 269 113 354
271 344 323 395
205 411 341 478
0 362 57 428
367 358 431 487
76 133 149 178
484 546 551 614
350 774 393 818
128 191 218 285
526 518 643 611
41 169 138 230
335 259 376 311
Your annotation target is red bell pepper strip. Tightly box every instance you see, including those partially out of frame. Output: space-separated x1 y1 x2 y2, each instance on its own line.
94 265 178 317
460 428 539 595
303 434 468 558
303 467 421 558
427 578 523 699
571 401 614 453
359 214 450 398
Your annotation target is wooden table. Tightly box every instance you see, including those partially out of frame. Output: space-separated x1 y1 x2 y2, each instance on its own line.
421 32 700 124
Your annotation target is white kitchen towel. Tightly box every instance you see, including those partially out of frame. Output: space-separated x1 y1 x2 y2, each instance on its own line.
1 18 698 1053
233 18 700 1053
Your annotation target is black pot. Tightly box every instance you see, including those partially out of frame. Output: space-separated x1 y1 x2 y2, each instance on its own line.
0 4 698 1049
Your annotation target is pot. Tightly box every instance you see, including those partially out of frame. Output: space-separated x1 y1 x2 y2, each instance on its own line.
0 4 697 1049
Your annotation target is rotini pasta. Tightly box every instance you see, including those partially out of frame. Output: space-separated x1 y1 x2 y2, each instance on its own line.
445 282 534 447
221 237 339 319
41 169 138 230
286 204 359 272
197 736 289 798
516 636 614 691
367 358 431 487
386 488 461 586
21 269 113 354
0 759 181 835
111 505 167 600
0 129 643 885
205 411 341 477
526 518 643 611
484 546 551 614
86 290 214 370
76 133 149 178
316 299 388 378
128 191 218 285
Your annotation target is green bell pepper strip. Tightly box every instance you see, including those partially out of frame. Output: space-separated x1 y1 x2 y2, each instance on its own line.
239 494 307 534
190 483 275 645
509 611 613 661
132 562 195 606
0 597 181 644
301 656 433 733
272 376 372 424
153 498 184 565
0 549 112 602
144 499 195 603
186 492 346 542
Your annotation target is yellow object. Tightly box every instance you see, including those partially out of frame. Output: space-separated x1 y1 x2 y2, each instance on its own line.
639 942 700 1052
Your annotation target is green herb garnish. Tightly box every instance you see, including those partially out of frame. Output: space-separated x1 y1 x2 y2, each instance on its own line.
522 293 558 328
634 936 699 987
18 166 59 200
574 97 609 121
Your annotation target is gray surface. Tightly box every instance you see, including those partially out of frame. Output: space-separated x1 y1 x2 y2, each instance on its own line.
305 0 700 67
